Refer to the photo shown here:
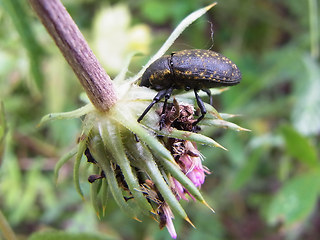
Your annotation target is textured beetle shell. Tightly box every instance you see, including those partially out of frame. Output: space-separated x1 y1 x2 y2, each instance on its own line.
140 49 241 90
171 49 241 89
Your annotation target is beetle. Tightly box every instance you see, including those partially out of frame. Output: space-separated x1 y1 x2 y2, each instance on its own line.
138 49 241 125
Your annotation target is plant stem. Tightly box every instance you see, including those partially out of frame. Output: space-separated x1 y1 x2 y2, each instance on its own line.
28 0 117 112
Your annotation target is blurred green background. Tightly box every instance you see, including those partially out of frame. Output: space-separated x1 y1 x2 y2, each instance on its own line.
0 0 320 239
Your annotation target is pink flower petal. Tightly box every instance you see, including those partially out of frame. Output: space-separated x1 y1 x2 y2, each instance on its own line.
172 178 189 201
178 141 209 188
162 204 177 239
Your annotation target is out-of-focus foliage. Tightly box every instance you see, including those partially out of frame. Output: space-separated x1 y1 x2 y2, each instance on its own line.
29 230 116 240
0 0 319 240
0 102 7 162
92 4 151 75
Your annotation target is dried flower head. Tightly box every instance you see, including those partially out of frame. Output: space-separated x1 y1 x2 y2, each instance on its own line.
39 3 249 238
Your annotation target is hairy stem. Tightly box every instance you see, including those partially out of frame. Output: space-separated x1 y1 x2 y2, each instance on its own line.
29 0 117 111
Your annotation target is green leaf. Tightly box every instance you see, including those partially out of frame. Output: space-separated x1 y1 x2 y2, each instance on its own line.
28 230 115 240
0 102 8 162
73 135 87 199
90 165 102 218
111 108 175 164
267 171 320 226
100 178 109 216
121 135 191 223
292 55 320 135
38 104 93 127
2 0 44 92
54 146 78 183
88 136 138 220
99 119 153 215
232 147 264 190
141 0 171 24
72 127 92 199
123 135 208 209
141 151 190 223
280 124 319 168
154 128 226 150
158 154 208 205
201 119 251 132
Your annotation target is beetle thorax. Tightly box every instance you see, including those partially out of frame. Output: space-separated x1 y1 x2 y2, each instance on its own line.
140 55 173 90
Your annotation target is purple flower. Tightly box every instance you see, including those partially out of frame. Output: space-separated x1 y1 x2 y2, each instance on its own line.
170 177 191 201
177 141 210 188
159 203 177 239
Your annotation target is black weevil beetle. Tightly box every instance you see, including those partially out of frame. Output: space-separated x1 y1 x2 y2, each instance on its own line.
138 49 241 125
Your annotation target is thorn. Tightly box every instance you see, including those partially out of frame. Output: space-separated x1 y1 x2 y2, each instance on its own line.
102 206 106 217
216 113 223 120
185 216 196 229
238 127 251 132
172 160 181 168
151 215 159 223
205 2 218 10
133 217 142 222
215 142 228 151
202 200 215 213
219 87 229 93
149 209 157 215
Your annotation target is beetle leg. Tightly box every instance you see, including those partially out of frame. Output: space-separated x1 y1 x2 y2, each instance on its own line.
161 87 174 114
158 87 175 130
202 89 212 106
138 89 168 122
193 89 207 125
